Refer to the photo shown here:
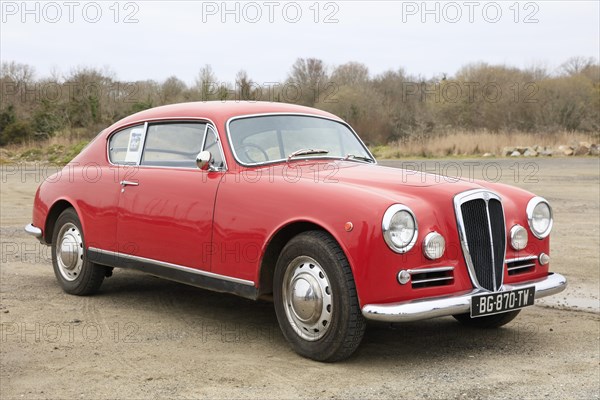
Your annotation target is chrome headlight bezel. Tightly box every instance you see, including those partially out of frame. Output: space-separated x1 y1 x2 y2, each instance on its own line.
423 231 445 259
526 197 553 239
510 224 528 250
382 204 418 253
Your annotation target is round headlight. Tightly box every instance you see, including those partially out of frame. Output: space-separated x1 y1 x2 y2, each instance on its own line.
423 232 445 259
510 225 528 250
527 197 553 239
382 205 418 253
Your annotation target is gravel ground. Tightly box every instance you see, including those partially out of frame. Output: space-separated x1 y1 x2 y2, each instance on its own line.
1 158 598 399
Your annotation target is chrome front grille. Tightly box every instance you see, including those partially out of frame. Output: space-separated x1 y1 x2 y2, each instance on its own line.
454 190 506 291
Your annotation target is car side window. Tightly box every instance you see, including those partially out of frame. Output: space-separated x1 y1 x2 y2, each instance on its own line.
108 125 144 165
203 126 225 169
141 123 206 168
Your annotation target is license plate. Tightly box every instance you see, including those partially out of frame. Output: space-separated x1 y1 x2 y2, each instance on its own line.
471 287 535 317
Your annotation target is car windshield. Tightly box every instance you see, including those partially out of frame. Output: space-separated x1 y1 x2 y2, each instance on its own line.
228 115 374 165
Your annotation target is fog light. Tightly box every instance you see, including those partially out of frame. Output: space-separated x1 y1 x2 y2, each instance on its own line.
510 225 528 250
423 232 445 260
539 253 550 265
397 270 410 285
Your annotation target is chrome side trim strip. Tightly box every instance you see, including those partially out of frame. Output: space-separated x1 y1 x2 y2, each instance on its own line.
88 247 255 287
407 266 454 275
411 276 454 285
507 263 536 272
361 272 567 322
505 255 537 264
24 224 42 238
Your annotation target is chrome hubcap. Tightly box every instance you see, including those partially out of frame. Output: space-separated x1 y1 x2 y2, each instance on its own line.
56 223 83 281
282 256 332 341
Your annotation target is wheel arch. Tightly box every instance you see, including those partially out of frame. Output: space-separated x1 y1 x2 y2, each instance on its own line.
257 220 351 298
43 199 77 244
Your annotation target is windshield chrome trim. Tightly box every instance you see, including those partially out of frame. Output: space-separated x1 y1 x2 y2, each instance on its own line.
225 112 376 168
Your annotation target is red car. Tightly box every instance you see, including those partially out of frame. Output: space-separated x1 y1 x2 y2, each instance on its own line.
26 102 566 361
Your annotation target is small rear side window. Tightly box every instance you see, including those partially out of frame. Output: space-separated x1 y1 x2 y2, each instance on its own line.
108 125 144 165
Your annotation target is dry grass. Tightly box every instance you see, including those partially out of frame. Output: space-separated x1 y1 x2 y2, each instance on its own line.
1 129 599 164
372 130 599 158
0 129 91 164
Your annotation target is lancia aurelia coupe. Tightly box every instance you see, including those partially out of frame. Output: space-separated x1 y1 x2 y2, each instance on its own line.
26 102 566 361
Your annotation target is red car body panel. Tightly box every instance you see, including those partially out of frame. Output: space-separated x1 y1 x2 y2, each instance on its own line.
31 102 551 308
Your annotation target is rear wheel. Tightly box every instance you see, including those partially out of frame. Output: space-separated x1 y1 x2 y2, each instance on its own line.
273 231 365 362
453 310 521 328
51 208 106 295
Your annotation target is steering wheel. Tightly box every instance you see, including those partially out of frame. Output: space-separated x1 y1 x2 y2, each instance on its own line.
240 144 269 163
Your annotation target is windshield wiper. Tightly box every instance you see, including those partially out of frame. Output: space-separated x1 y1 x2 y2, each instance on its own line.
343 154 375 163
287 149 329 162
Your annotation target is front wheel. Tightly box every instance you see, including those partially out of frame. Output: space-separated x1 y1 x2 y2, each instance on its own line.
51 208 106 295
453 310 521 328
273 231 366 362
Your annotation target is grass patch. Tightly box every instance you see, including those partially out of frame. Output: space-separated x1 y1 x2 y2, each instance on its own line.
371 130 599 159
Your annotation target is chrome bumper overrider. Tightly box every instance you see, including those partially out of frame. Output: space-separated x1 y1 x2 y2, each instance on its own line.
24 224 43 239
361 272 567 322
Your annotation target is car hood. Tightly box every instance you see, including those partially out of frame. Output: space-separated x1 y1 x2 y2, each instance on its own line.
320 161 487 195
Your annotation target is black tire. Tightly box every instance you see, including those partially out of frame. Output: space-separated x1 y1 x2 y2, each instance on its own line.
51 208 106 295
453 309 521 328
273 231 366 362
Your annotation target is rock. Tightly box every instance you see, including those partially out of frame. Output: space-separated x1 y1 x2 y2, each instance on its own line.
515 147 527 154
482 153 494 157
574 144 590 156
510 151 521 157
590 144 599 156
540 149 553 157
524 149 538 157
558 145 574 156
503 147 516 156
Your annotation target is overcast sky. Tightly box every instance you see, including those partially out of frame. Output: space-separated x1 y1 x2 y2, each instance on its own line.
1 1 598 84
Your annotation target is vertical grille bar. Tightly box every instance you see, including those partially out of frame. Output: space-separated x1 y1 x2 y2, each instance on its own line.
454 190 506 291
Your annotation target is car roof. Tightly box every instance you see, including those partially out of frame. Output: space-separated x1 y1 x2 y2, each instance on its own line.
110 101 342 131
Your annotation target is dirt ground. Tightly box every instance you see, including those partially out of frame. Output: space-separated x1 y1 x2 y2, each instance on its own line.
1 158 599 399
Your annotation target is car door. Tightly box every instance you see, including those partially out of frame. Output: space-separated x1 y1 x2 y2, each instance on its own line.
115 121 226 270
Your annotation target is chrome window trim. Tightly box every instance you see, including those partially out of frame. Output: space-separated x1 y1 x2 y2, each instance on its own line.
453 189 507 292
105 117 227 171
107 122 147 165
203 125 227 171
382 204 418 254
88 247 254 286
526 196 553 239
225 112 376 167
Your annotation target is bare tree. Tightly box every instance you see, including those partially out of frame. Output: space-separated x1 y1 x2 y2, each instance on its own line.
287 58 328 106
559 56 597 76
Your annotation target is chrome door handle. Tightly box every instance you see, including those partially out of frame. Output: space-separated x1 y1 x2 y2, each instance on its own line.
120 180 139 187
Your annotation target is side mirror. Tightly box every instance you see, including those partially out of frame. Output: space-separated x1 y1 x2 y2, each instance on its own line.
196 151 212 171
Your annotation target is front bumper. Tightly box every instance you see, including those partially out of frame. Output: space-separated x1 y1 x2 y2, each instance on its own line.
24 224 43 242
361 272 567 322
